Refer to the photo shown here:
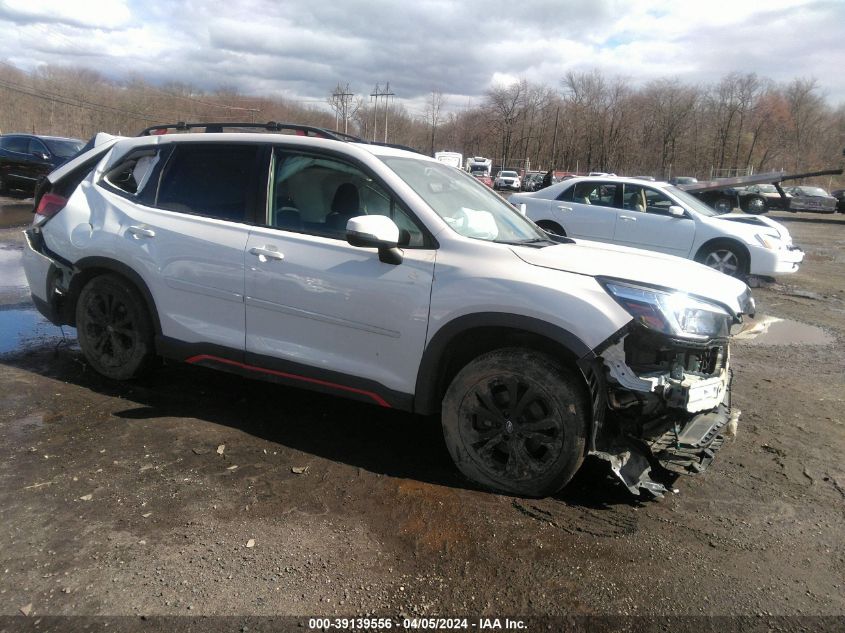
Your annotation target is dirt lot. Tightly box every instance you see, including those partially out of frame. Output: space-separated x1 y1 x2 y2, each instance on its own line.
0 197 843 625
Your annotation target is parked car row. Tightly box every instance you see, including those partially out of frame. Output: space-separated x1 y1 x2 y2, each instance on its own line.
23 123 756 498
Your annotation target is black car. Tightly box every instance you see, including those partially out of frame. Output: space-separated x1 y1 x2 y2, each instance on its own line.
0 134 84 196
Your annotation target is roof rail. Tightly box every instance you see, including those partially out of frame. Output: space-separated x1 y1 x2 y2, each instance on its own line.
136 121 424 154
138 121 350 140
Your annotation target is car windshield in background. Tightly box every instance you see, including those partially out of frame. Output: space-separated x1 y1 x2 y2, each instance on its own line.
755 184 778 193
499 171 518 178
794 186 828 196
43 138 84 158
381 157 548 244
668 185 725 217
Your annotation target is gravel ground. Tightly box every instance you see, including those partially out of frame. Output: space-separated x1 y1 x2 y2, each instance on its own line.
0 200 843 624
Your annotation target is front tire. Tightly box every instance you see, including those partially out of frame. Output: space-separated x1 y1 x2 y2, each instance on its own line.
441 348 588 497
696 241 748 277
744 195 768 215
75 274 155 380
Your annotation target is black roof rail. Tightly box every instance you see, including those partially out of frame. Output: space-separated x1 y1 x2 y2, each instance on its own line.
136 121 424 154
138 121 350 140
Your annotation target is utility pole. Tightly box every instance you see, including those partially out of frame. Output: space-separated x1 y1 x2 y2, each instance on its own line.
550 106 560 170
330 84 355 133
369 83 395 142
370 83 380 141
383 82 394 143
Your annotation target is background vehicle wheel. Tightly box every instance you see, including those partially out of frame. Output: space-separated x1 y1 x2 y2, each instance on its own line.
696 241 748 277
441 348 588 497
536 220 566 236
713 197 733 213
743 195 768 215
75 274 155 380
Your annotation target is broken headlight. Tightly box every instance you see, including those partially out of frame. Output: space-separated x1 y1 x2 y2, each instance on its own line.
604 281 731 341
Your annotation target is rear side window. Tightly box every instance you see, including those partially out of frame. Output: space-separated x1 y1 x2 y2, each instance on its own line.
2 136 29 153
156 144 262 223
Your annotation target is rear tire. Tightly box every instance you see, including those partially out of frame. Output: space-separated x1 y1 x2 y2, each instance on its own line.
536 220 566 236
713 197 733 213
75 274 155 380
441 348 588 497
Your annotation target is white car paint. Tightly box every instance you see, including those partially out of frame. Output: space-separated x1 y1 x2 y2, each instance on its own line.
23 134 751 402
510 176 804 277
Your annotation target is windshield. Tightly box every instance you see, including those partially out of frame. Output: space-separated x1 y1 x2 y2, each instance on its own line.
755 184 778 193
795 186 828 196
43 138 84 158
499 171 517 178
381 157 548 244
665 185 724 217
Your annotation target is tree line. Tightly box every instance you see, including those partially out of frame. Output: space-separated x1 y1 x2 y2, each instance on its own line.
1 62 843 186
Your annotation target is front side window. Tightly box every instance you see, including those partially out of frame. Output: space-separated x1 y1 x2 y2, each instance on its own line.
381 157 547 244
269 151 427 246
156 144 262 222
623 184 676 215
28 139 49 156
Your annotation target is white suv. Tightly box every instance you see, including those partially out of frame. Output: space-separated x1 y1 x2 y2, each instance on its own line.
494 170 521 191
23 123 755 497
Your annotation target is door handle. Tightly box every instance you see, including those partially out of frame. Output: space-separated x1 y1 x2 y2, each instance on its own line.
557 205 572 212
127 225 155 238
619 215 637 221
249 246 285 261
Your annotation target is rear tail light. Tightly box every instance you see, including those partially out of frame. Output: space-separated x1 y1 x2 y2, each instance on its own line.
34 193 68 226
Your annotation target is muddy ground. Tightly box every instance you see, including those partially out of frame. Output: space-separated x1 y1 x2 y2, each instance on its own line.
0 196 843 623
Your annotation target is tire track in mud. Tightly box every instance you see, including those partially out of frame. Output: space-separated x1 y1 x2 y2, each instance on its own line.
511 498 639 537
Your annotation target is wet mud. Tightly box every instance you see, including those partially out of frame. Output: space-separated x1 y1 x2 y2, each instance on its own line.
0 209 843 618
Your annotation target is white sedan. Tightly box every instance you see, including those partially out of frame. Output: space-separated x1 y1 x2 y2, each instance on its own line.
510 176 804 277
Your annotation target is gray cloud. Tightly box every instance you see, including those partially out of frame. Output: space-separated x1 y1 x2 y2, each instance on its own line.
0 0 842 112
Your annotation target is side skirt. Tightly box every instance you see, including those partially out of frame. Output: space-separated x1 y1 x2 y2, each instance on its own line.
155 336 414 411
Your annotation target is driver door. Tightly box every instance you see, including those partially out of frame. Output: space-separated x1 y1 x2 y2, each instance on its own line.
613 184 696 257
244 148 435 403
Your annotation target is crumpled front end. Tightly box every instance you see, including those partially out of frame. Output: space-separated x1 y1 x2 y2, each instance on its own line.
581 324 740 497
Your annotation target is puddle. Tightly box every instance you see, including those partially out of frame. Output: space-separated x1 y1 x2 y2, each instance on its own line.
733 314 833 346
0 246 29 302
0 306 75 355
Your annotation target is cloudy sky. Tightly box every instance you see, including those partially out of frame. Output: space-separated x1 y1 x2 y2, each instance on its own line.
1 0 843 116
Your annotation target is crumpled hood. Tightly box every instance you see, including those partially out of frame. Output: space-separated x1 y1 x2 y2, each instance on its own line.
512 239 750 315
713 213 791 242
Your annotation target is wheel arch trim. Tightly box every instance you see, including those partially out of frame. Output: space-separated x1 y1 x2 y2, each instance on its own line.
70 256 163 336
413 312 594 415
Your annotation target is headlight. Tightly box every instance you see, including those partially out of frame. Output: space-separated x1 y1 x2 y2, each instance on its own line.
604 281 732 340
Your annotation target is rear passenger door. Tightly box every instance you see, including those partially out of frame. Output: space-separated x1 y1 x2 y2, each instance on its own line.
97 142 267 355
554 180 619 241
244 148 435 404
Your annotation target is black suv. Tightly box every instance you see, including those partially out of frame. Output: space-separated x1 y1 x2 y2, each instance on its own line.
0 133 84 196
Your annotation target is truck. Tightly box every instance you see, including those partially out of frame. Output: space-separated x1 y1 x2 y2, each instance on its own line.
465 156 492 177
434 151 463 170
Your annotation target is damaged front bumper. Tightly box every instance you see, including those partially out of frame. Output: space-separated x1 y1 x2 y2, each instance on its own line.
582 326 739 497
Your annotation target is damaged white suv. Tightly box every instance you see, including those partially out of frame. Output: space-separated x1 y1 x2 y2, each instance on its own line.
23 122 755 497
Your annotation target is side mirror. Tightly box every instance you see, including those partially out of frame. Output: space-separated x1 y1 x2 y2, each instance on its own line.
668 205 685 218
32 151 50 161
346 215 403 265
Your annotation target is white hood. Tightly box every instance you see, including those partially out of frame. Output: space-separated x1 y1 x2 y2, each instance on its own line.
712 213 791 242
512 239 750 315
